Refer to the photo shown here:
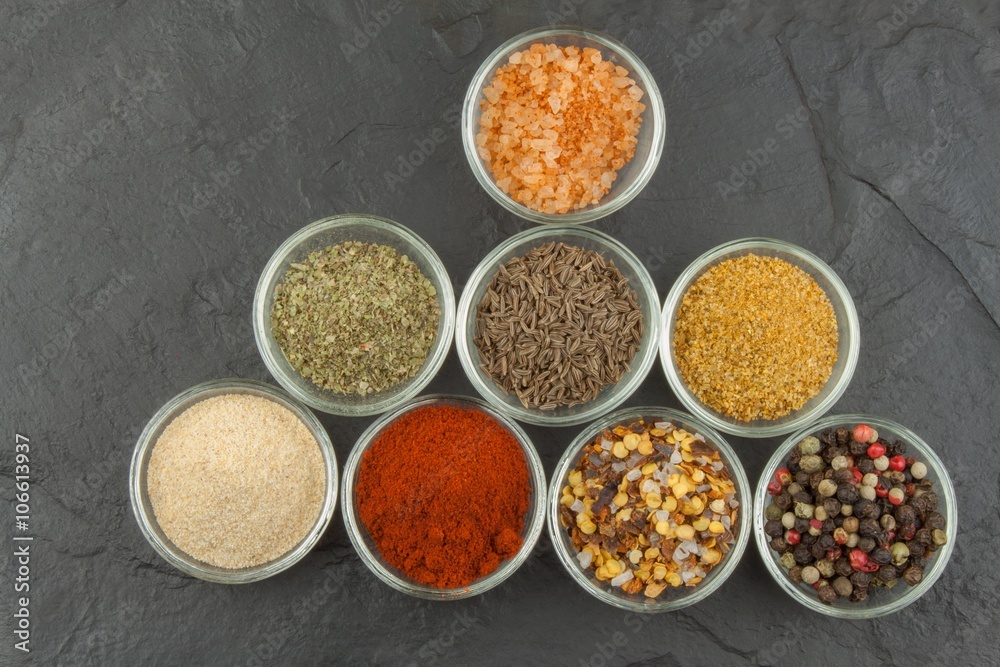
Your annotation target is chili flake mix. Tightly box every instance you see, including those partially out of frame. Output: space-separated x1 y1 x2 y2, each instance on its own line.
560 418 739 598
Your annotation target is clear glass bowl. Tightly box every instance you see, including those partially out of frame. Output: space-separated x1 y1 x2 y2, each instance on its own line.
129 379 338 583
340 395 547 600
456 225 660 426
253 214 456 417
660 238 860 438
754 414 958 618
547 406 751 612
461 26 666 224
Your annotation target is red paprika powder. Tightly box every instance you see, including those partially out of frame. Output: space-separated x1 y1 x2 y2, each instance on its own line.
356 403 532 588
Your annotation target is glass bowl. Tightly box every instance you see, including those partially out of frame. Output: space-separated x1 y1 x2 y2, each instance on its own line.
253 214 456 417
341 395 547 600
547 406 751 612
461 26 666 224
660 238 860 438
456 225 660 426
129 379 338 583
754 414 958 618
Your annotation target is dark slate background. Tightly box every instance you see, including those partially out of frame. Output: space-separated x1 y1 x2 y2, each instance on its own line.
2 1 999 665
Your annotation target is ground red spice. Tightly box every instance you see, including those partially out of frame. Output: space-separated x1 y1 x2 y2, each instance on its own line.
356 403 532 588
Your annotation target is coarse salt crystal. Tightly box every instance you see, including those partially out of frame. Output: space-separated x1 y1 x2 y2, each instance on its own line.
570 499 586 514
611 570 634 587
577 550 593 569
626 468 642 482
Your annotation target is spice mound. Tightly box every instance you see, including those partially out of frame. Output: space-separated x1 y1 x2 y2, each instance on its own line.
560 419 739 598
356 403 532 588
147 394 326 569
474 242 643 410
270 242 441 396
763 423 948 604
673 253 838 421
477 43 646 214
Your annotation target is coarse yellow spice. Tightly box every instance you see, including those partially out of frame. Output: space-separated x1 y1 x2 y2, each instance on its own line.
672 254 838 421
147 394 326 569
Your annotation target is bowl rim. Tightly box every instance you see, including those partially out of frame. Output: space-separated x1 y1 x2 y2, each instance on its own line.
461 25 666 225
455 224 661 426
660 237 861 438
546 405 752 612
340 393 548 600
753 413 958 618
252 213 457 417
128 378 339 583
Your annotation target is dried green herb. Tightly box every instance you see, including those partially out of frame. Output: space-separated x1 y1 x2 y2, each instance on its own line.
270 242 441 396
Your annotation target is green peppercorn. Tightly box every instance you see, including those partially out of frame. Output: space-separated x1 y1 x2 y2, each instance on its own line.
798 436 821 455
932 529 948 546
793 502 815 519
832 576 853 598
815 558 835 578
891 542 910 567
780 552 796 569
799 454 824 473
765 502 784 521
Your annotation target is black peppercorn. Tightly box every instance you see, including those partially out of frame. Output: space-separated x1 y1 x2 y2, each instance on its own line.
817 582 839 605
835 427 849 446
911 494 927 513
878 564 898 582
850 587 868 602
837 484 860 504
764 519 784 538
770 537 789 553
906 541 925 559
857 536 876 553
832 468 854 485
854 499 873 518
871 547 892 565
817 534 836 551
788 565 804 583
823 498 842 516
850 570 872 589
849 439 868 456
858 458 875 474
889 470 906 485
893 440 906 455
775 491 793 510
895 504 917 526
922 491 939 512
835 557 854 577
902 566 923 586
794 518 811 534
811 542 828 560
794 545 813 565
925 511 946 531
801 533 818 546
794 471 811 486
832 576 853 598
910 554 928 570
793 490 813 504
859 518 880 538
822 518 837 534
915 528 933 547
809 471 825 488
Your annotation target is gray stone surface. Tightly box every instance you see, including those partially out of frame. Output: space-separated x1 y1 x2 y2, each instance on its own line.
2 0 999 665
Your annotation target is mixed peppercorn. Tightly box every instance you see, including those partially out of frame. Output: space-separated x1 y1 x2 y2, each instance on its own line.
561 418 739 599
764 423 947 604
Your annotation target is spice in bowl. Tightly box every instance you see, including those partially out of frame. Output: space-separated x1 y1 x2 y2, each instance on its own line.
147 394 326 569
559 419 739 598
476 43 645 214
270 242 441 396
763 423 949 604
474 242 643 410
356 403 532 589
673 254 838 421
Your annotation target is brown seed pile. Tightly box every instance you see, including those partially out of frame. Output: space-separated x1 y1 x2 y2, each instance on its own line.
560 419 739 598
474 242 643 410
147 394 326 569
476 43 645 214
673 254 839 421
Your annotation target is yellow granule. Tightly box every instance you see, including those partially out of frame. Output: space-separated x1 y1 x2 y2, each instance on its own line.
673 254 839 421
476 43 645 214
147 394 326 569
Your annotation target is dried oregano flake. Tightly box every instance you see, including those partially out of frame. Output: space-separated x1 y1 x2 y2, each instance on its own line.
270 242 441 396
